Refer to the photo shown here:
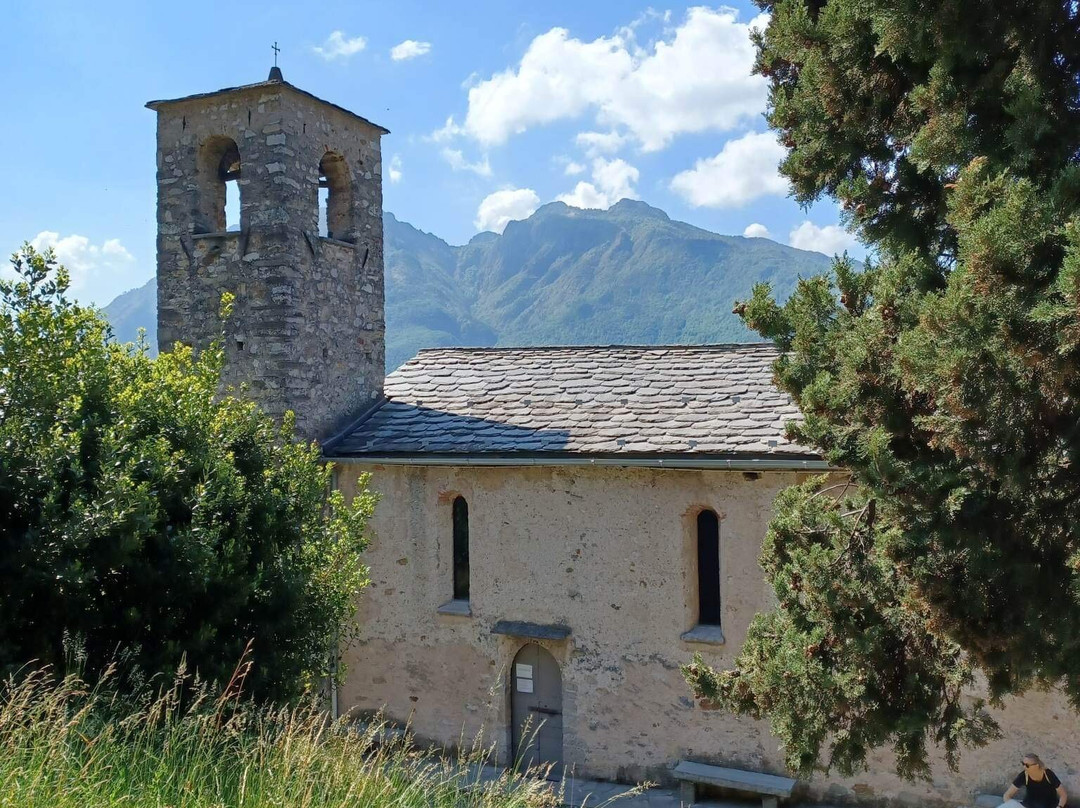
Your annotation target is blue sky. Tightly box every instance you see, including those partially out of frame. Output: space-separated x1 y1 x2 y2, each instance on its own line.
0 0 860 307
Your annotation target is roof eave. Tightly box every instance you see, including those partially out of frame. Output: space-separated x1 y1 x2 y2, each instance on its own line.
320 395 390 455
321 451 833 472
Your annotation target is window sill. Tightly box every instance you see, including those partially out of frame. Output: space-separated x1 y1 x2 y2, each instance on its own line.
437 598 472 617
192 231 240 240
680 625 725 646
319 236 356 249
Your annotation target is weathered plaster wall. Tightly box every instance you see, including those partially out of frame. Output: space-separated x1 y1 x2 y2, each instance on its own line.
152 83 385 440
335 463 1080 807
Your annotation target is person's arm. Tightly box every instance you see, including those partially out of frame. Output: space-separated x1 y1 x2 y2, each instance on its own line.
1056 782 1067 808
1004 783 1019 801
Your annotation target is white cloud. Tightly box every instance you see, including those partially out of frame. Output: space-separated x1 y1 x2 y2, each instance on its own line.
391 40 432 61
427 116 465 143
313 31 367 61
592 157 638 200
743 223 770 239
463 29 628 147
557 157 639 209
20 232 136 299
575 130 628 157
455 7 766 151
440 147 492 177
388 154 403 183
669 131 788 208
552 155 587 175
475 188 541 233
789 221 858 256
558 182 612 210
617 7 673 38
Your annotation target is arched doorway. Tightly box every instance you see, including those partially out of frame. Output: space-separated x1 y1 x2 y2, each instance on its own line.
510 644 563 778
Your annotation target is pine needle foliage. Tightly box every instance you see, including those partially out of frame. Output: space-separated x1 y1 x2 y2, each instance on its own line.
683 0 1080 782
0 246 376 703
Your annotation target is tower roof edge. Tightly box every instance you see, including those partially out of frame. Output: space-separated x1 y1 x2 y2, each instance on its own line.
145 78 390 135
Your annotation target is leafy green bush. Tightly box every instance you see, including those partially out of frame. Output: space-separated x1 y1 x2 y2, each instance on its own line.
0 246 376 702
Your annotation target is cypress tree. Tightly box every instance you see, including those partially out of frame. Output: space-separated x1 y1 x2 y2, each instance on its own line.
683 0 1080 780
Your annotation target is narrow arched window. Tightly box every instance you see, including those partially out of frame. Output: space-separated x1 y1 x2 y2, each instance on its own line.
697 509 720 626
318 151 351 241
196 136 242 233
452 496 470 601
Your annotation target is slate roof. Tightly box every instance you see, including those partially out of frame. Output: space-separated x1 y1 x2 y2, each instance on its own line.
324 344 818 462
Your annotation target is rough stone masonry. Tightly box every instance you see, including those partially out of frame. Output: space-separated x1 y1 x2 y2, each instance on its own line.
147 68 388 440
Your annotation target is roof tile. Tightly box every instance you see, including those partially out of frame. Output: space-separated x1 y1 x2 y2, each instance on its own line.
327 344 816 459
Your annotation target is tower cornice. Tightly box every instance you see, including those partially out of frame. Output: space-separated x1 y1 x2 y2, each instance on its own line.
146 78 389 135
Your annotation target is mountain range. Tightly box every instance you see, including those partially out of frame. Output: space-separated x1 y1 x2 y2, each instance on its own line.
103 199 835 372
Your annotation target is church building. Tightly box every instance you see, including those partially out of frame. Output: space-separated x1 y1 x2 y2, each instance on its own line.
147 70 1080 807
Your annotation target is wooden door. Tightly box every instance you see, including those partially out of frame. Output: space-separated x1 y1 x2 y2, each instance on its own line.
510 644 563 779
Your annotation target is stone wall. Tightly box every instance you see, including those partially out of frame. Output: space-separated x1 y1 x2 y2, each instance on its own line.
151 81 385 440
335 462 1080 807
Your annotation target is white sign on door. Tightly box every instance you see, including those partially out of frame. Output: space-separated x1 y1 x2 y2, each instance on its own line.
516 664 533 679
516 677 534 693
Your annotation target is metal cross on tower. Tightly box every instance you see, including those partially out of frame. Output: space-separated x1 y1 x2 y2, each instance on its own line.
272 41 280 66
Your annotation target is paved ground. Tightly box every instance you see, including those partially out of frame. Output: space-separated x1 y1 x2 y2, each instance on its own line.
464 764 848 807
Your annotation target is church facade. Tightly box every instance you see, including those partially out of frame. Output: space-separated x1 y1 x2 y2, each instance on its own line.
149 71 1080 807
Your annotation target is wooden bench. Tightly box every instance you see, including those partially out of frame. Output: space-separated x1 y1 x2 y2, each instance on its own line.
673 760 797 807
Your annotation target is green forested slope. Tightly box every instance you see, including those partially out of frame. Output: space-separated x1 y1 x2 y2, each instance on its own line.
104 200 836 372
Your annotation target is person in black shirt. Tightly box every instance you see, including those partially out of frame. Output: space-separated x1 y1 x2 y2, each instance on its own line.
1002 754 1068 808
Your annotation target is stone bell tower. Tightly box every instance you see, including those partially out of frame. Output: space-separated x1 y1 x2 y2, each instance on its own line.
147 67 388 440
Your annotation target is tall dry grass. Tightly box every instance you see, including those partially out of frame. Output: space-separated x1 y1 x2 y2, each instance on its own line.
0 660 600 808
